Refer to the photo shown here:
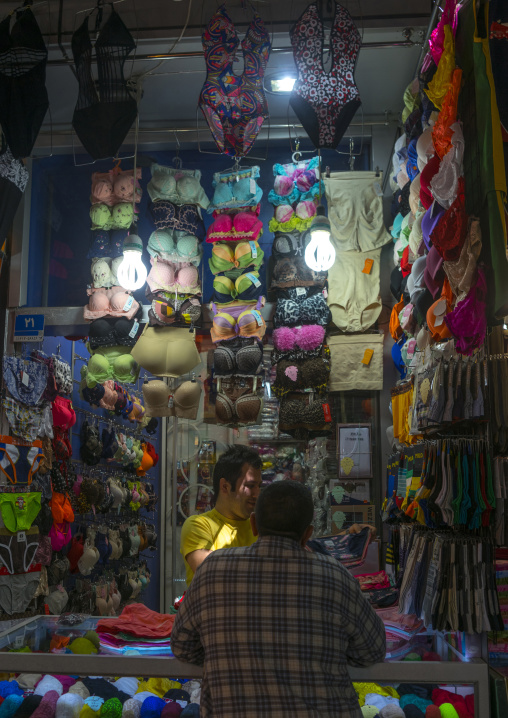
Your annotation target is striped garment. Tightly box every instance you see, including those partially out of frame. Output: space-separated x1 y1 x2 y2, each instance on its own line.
171 535 386 717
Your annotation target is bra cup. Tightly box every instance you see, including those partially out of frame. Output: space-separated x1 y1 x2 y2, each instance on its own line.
215 393 236 423
110 291 132 312
235 393 261 424
177 176 200 203
154 172 176 197
214 345 235 374
113 354 137 383
174 381 201 415
87 354 112 385
236 344 262 374
114 316 135 342
234 177 254 202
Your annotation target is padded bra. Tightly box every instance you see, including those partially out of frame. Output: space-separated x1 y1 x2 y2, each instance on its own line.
86 347 139 386
268 157 324 205
130 326 201 378
84 287 140 320
213 272 262 303
51 397 77 430
147 230 202 265
147 164 209 209
148 201 205 239
214 338 263 377
208 166 262 211
272 229 310 258
206 212 263 243
146 258 200 295
90 202 134 230
273 352 330 396
272 324 326 352
279 395 332 431
270 256 327 289
209 241 264 275
273 287 331 328
268 200 317 233
148 294 201 327
88 315 141 349
216 377 261 426
210 298 266 342
169 381 201 419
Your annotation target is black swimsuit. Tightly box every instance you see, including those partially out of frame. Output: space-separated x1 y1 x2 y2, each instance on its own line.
289 2 361 149
71 7 137 160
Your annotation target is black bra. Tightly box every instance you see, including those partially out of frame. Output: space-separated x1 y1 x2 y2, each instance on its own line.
272 229 310 259
148 201 205 239
214 338 263 377
88 314 142 349
273 287 331 328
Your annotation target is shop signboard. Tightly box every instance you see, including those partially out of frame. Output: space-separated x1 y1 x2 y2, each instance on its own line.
14 313 45 342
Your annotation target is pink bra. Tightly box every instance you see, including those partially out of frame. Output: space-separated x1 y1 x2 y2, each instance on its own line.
51 397 76 430
206 212 263 243
99 380 118 410
272 325 325 352
146 258 201 295
84 287 140 320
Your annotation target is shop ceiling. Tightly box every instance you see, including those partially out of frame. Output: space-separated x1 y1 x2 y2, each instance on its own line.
1 0 432 153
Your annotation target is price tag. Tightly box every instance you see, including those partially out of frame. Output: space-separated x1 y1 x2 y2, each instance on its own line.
248 241 258 258
123 296 134 312
17 532 25 542
250 178 256 195
362 258 374 274
14 635 23 649
315 168 320 179
194 436 199 446
373 181 383 196
168 396 174 409
128 320 139 338
362 349 374 366
21 372 30 387
251 310 263 327
322 403 332 422
246 272 261 287
296 287 306 296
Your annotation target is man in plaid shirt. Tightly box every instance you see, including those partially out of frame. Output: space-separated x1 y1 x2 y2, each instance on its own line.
171 481 386 717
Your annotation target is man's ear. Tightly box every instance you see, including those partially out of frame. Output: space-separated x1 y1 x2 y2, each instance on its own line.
219 477 230 495
301 525 313 548
250 512 259 537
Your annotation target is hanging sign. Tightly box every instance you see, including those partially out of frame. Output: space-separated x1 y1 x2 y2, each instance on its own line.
14 314 45 342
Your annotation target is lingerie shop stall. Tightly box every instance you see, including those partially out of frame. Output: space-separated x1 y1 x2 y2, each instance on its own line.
0 0 506 715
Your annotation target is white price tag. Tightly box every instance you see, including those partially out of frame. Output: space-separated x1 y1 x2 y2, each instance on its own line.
123 296 134 312
373 182 383 196
251 310 263 327
168 396 174 409
17 532 25 542
296 287 306 296
14 636 23 649
128 320 139 338
248 241 258 258
246 272 261 287
21 372 30 387
250 178 256 195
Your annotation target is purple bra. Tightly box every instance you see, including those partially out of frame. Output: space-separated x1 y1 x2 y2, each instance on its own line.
421 201 446 251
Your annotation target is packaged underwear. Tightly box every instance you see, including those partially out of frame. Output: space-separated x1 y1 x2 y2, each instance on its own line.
2 357 48 407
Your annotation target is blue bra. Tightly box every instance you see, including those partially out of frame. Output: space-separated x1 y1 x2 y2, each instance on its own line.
208 166 263 212
268 157 324 206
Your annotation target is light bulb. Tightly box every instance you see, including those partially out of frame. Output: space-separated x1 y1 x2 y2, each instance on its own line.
304 206 335 272
117 234 147 291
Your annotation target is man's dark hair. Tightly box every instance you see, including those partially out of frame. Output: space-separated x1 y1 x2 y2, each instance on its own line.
213 444 262 497
255 480 313 541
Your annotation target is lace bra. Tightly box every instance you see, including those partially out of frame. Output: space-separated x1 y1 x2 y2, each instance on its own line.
214 338 263 377
268 200 317 233
210 297 266 342
84 287 140 321
147 164 209 209
270 256 327 290
268 157 324 205
88 315 142 349
216 376 261 426
213 272 262 303
209 241 264 275
148 294 201 328
279 394 332 433
148 201 205 239
208 166 262 211
273 351 330 397
147 230 202 265
206 212 263 243
273 287 331 328
146 258 200 295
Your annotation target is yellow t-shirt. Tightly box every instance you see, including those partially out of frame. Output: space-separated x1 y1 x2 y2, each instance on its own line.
180 508 256 585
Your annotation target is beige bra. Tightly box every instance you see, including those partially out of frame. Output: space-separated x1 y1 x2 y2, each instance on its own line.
131 326 201 378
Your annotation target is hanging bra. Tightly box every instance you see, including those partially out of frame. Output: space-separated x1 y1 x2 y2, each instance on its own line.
268 157 324 205
268 201 317 233
148 294 202 328
148 201 205 239
147 230 202 265
130 326 201 378
214 338 263 377
279 394 332 432
86 347 139 386
51 397 76 431
272 229 310 258
146 258 200 295
208 241 264 275
212 272 262 303
273 324 325 353
206 212 263 243
273 287 331 328
88 315 142 349
90 256 124 288
147 164 209 209
270 256 327 290
90 202 135 230
84 287 140 320
273 351 331 396
208 167 263 211
216 377 261 427
90 169 142 206
210 297 266 342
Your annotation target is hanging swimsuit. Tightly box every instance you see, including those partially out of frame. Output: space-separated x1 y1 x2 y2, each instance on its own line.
210 297 266 342
71 7 137 160
199 6 271 158
0 7 49 159
289 2 361 149
216 377 261 426
214 337 263 377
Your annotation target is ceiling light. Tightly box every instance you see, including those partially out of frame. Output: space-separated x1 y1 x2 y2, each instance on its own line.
305 206 336 272
266 75 296 94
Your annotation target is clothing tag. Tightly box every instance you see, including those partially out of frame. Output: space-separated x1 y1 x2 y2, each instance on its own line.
194 436 199 446
14 636 23 649
361 349 374 366
296 287 306 296
250 178 256 195
128 320 139 338
322 403 332 422
362 258 374 274
21 372 30 387
315 168 320 179
245 272 261 287
17 531 25 542
251 310 263 326
122 296 134 312
373 182 383 196
434 314 444 326
168 396 174 409
248 241 258 258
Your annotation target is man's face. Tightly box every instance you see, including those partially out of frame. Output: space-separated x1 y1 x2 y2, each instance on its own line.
225 463 262 520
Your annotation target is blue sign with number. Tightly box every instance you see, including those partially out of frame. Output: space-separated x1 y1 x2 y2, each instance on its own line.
14 314 45 342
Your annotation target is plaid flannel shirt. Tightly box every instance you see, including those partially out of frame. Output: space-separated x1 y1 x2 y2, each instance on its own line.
171 535 386 718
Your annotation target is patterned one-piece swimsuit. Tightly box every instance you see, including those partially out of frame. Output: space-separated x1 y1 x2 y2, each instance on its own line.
289 2 362 149
199 4 271 158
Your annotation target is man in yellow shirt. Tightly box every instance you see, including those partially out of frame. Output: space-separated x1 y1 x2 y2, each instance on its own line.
180 444 262 584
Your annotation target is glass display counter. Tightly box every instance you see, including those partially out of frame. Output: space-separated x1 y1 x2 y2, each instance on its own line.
0 616 490 716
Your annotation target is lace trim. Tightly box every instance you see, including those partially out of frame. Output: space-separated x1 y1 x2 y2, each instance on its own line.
0 149 29 193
